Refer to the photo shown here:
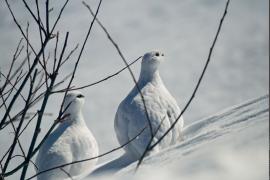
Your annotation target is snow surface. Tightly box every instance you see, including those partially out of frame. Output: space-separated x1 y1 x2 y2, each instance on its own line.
87 94 269 180
0 0 268 179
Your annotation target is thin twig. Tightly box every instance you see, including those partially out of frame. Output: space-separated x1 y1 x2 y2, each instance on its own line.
53 32 59 72
4 0 38 56
0 72 26 102
19 33 69 180
46 0 50 34
21 0 46 35
0 70 25 110
10 155 38 171
2 72 72 128
1 0 51 129
26 126 147 180
83 1 154 138
51 0 70 33
35 0 49 88
60 44 79 67
0 38 23 93
60 168 73 180
52 56 141 93
1 69 38 174
135 0 231 171
0 94 27 169
57 0 103 116
0 112 38 167
0 0 102 170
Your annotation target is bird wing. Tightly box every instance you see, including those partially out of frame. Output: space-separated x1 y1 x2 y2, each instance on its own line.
115 83 184 158
126 101 176 157
36 145 73 180
35 127 74 180
114 102 130 148
114 98 152 158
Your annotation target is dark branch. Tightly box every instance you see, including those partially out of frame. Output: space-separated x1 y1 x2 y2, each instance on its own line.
26 126 147 180
82 1 154 138
135 0 231 171
52 55 141 93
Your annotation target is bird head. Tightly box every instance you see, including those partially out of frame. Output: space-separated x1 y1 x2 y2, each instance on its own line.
62 91 85 118
141 51 164 71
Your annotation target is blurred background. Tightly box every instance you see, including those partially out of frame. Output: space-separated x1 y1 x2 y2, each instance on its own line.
0 0 268 179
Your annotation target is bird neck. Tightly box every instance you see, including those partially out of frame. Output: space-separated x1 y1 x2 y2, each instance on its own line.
138 67 162 85
62 110 85 125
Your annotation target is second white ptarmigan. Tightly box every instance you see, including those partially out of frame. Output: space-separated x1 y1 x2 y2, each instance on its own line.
36 91 98 180
114 51 184 160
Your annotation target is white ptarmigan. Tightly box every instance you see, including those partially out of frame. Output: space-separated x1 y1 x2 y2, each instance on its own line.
114 51 184 160
35 91 98 180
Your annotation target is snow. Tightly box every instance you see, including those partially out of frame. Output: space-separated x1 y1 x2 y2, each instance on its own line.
87 94 269 180
0 0 268 179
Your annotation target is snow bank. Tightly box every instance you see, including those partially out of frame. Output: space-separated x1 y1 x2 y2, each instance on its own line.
87 94 269 180
0 1 268 179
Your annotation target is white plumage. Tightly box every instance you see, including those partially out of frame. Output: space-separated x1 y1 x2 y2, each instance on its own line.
35 91 98 180
114 51 184 160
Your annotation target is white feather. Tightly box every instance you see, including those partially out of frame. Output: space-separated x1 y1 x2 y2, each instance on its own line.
35 91 98 180
114 51 184 160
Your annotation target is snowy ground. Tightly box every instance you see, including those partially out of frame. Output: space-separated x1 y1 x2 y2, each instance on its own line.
88 95 269 180
0 0 268 179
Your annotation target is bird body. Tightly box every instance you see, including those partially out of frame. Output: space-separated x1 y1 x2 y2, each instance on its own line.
36 91 98 180
114 51 184 160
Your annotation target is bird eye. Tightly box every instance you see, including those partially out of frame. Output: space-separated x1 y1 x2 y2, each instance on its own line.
155 52 160 56
77 94 84 98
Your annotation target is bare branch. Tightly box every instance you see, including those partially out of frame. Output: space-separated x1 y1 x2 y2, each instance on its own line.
60 44 79 67
1 0 51 129
135 0 231 171
0 38 23 93
19 33 70 179
9 54 29 82
57 0 103 116
51 0 70 33
26 126 147 180
2 72 72 128
21 0 47 35
59 168 74 180
52 55 141 93
4 0 38 56
0 70 26 110
1 69 38 174
82 1 154 138
10 155 38 171
53 32 59 72
0 72 26 102
46 0 50 34
35 0 49 87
